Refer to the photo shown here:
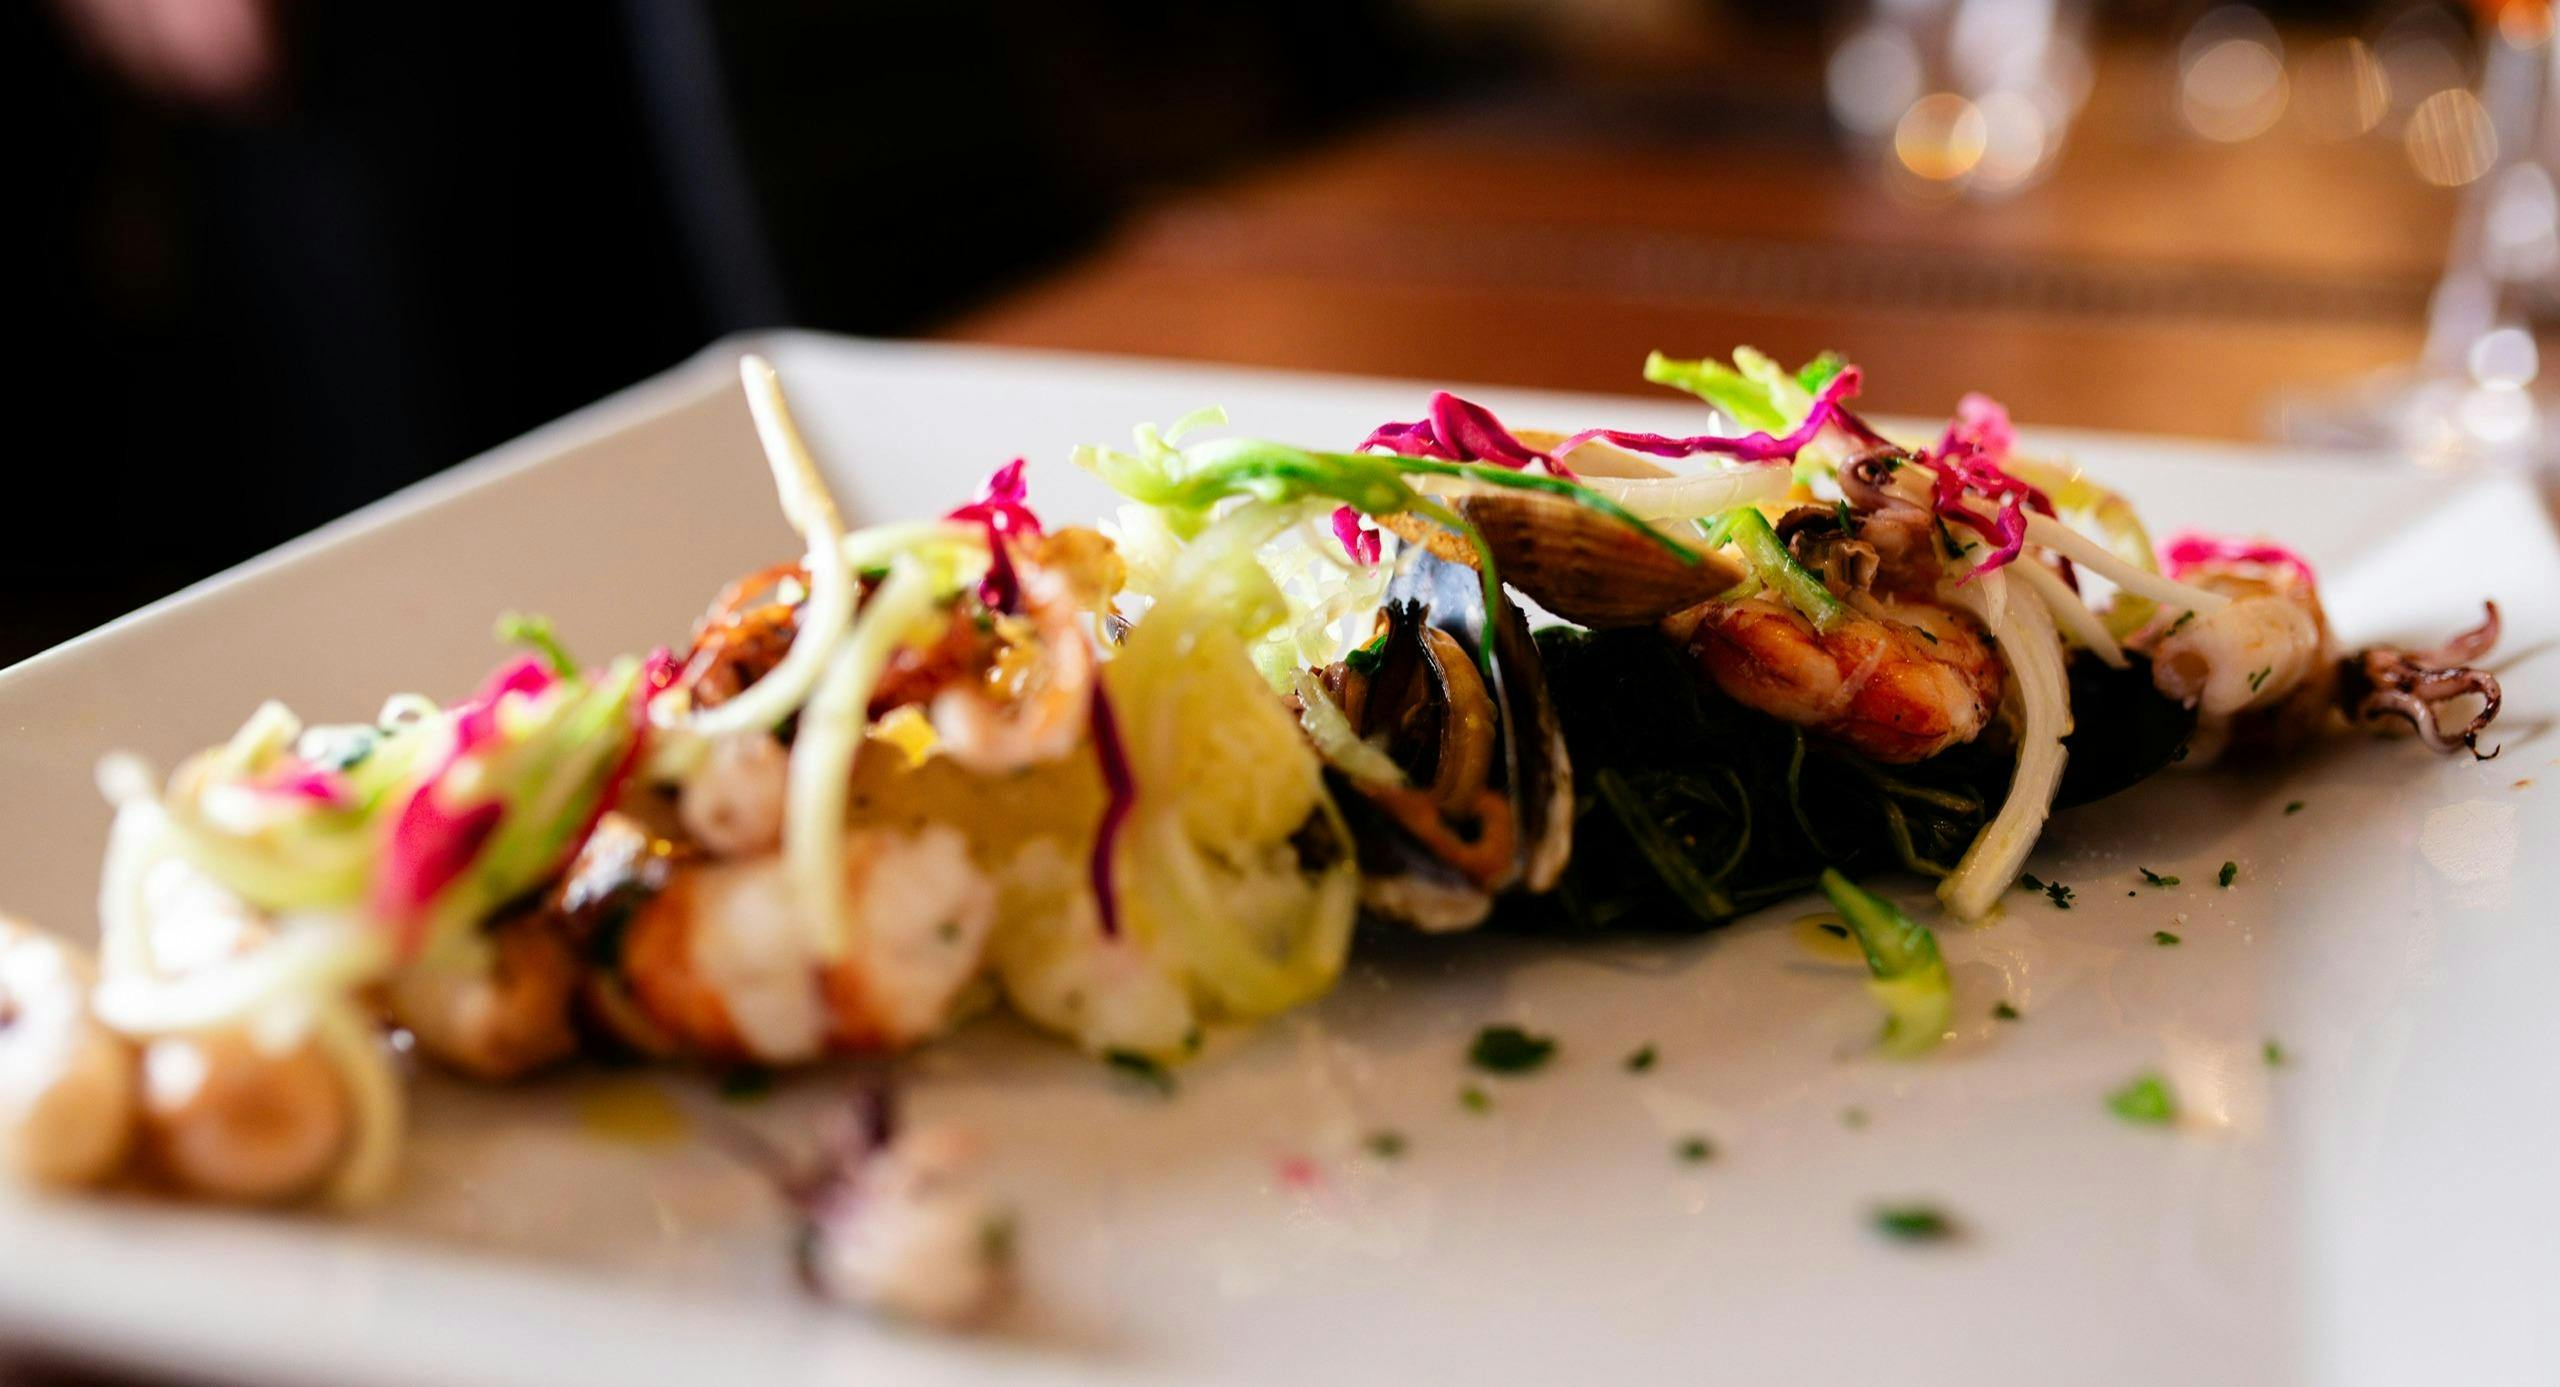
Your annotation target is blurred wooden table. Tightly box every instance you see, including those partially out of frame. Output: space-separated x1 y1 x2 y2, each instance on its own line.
945 45 2457 442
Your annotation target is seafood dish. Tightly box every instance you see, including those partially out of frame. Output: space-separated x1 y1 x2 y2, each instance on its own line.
0 348 2505 1326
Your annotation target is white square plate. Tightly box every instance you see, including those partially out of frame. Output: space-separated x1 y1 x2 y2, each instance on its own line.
3 333 2555 1387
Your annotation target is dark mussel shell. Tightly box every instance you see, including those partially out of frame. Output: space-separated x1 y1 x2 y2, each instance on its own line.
1323 552 1573 931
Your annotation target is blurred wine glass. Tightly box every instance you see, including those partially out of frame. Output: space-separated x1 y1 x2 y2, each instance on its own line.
2278 0 2560 472
1825 0 2095 199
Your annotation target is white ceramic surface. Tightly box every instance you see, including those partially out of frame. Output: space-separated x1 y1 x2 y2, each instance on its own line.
2 333 2553 1387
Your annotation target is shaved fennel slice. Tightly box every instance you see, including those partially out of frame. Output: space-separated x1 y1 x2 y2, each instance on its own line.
1577 463 1791 521
1291 670 1404 786
95 764 173 979
686 355 858 739
1937 569 2072 920
312 1000 404 1208
91 922 389 1036
2014 511 2228 615
2009 558 2127 669
786 558 939 961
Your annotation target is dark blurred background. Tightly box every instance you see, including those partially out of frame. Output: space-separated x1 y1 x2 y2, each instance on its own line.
10 0 2548 669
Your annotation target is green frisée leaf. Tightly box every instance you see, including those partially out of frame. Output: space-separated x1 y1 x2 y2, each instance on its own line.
1642 351 1791 433
1817 869 1952 1056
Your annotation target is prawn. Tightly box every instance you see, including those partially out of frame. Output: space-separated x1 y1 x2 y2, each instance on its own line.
1664 593 2005 765
616 824 997 1065
0 917 139 1189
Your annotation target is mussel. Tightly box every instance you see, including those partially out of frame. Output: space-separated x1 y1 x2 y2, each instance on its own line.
1320 552 1573 931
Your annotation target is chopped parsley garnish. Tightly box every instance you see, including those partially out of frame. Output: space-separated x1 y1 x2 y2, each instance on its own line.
1834 499 1857 535
978 1213 1018 1266
1870 1204 1957 1243
1992 1000 2022 1021
1624 1043 1658 1073
2262 1038 2287 1067
1914 626 1939 645
1675 1135 1716 1164
1459 1085 1492 1113
1365 1130 1408 1159
2153 930 2181 946
2168 610 2196 635
2138 868 2180 888
716 1067 775 1103
1105 1049 1176 1096
2106 1073 2178 1125
1842 1106 1869 1129
1817 920 1850 939
2284 800 2305 815
2218 861 2239 888
1468 1024 1557 1075
2247 666 2272 693
2019 872 2077 905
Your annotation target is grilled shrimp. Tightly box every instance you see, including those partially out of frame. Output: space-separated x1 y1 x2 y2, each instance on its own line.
384 911 582 1083
138 1028 351 1204
617 825 996 1065
929 531 1116 777
2138 563 2331 762
117 858 360 1203
1664 594 2005 764
680 730 791 857
0 917 139 1189
2145 566 2330 720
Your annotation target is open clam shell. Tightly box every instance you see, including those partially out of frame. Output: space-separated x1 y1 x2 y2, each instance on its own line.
1381 490 1745 629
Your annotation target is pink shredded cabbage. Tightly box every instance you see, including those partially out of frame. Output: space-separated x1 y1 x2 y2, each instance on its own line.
1556 367 1870 464
255 761 352 807
1084 683 1136 938
1330 506 1382 565
945 458 1047 614
1913 393 2055 583
2160 532 2317 587
369 656 558 948
1358 391 1567 475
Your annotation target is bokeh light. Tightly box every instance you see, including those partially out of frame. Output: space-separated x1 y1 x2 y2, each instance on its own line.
1827 23 1924 137
1894 92 1990 183
2406 87 2499 186
1973 90 2053 192
2181 36 2291 141
2294 38 2391 139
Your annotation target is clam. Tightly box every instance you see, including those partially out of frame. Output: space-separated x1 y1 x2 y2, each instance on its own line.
1324 552 1573 931
1381 490 1745 629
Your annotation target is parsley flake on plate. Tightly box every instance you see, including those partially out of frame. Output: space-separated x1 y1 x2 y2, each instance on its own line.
1624 1043 1658 1073
2218 861 2239 887
2138 868 2179 888
2153 930 2181 946
1469 1024 1557 1075
1992 1001 2022 1021
1870 1204 1958 1243
2106 1073 2178 1125
1105 1049 1176 1096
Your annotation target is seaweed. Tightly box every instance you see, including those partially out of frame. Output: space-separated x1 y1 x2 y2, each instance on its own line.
1497 627 2191 934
